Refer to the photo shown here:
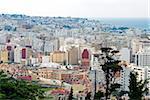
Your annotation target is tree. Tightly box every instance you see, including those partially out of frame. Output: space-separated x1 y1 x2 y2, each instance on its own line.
0 71 44 100
117 90 128 100
110 83 122 97
94 91 104 100
0 71 9 99
85 92 91 100
101 47 122 99
128 72 149 100
68 87 73 100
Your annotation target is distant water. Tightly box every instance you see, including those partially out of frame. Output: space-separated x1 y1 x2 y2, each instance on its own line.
95 18 150 29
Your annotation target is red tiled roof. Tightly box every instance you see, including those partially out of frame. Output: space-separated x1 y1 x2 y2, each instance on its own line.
17 76 32 81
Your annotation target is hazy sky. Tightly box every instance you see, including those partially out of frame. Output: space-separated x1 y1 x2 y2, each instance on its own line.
0 0 149 18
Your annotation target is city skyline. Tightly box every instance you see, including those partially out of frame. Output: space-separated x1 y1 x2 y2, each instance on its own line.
0 6 150 99
0 0 149 18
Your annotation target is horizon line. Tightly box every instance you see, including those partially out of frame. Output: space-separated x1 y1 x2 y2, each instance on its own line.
0 13 149 19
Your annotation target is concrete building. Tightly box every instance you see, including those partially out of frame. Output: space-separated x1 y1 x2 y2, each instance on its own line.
139 39 150 50
36 68 54 79
134 48 150 67
131 38 142 55
130 65 145 82
119 48 131 63
5 40 15 62
145 67 150 94
90 52 107 70
118 66 131 91
68 46 78 65
30 58 38 65
20 47 33 65
42 56 50 63
81 49 90 67
14 47 21 63
35 67 88 85
51 51 68 65
118 64 145 92
0 44 5 51
44 39 59 54
0 50 8 63
58 37 65 47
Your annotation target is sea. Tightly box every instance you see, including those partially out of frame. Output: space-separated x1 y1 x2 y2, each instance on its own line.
94 18 150 29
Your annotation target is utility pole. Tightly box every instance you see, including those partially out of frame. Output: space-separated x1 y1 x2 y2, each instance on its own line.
105 66 109 100
94 70 97 95
42 37 46 55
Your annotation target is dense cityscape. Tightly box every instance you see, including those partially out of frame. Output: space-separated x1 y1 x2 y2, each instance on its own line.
0 14 150 100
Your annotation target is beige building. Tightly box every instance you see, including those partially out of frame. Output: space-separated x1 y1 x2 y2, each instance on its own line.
68 47 78 65
0 50 8 63
34 68 62 80
50 51 68 65
23 48 33 65
36 68 54 79
35 68 87 84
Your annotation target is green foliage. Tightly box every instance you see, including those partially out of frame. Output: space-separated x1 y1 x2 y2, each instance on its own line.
128 72 149 100
110 83 122 95
85 92 91 100
101 47 122 99
68 87 73 100
94 91 104 100
0 71 44 100
102 60 122 73
118 90 128 98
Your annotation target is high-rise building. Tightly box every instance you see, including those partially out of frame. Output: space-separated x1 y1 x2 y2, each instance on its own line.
42 56 50 63
5 40 15 62
145 67 150 94
44 39 59 54
90 53 103 70
82 49 89 59
130 65 145 81
119 48 131 63
14 47 21 63
0 50 8 63
68 47 78 65
22 48 26 59
51 51 68 65
131 38 142 55
81 49 90 66
134 48 150 66
118 66 131 91
118 64 145 91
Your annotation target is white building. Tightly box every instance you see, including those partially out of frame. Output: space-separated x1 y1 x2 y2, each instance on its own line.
119 48 131 63
118 64 145 92
130 65 145 81
30 57 38 65
145 67 150 94
42 56 50 63
90 53 103 70
131 38 142 55
44 39 59 53
134 48 150 66
14 47 21 63
0 43 5 51
118 66 131 91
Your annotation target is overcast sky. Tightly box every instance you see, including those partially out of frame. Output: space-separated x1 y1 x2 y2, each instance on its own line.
0 0 149 18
